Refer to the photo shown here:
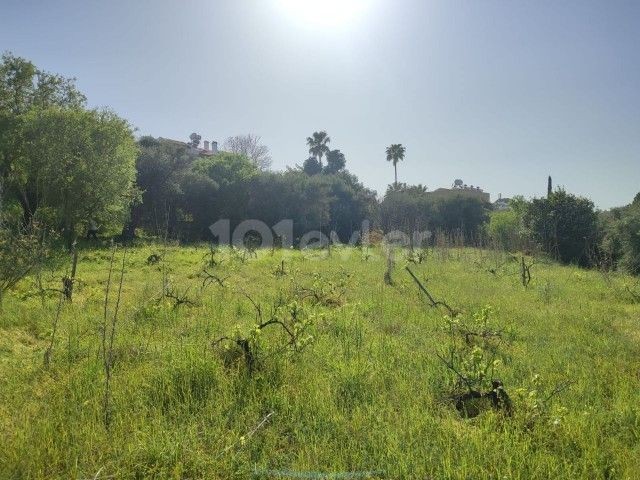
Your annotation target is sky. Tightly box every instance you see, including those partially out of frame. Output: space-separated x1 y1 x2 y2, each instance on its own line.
1 0 638 208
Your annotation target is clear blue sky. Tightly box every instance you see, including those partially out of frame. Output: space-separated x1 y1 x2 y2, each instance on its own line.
1 0 638 208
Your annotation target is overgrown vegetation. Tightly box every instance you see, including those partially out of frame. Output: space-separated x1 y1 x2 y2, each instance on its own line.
1 245 639 478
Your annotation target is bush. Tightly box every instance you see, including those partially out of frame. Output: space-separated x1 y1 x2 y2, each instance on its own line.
600 196 640 275
523 190 597 266
379 184 489 241
0 221 48 306
618 203 640 274
487 210 522 251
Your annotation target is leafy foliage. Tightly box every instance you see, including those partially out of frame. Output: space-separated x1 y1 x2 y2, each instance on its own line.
16 108 137 245
324 149 346 174
0 221 49 305
599 194 640 274
306 131 330 168
385 143 405 185
487 209 523 250
0 52 86 115
302 156 322 175
523 190 597 265
380 183 489 240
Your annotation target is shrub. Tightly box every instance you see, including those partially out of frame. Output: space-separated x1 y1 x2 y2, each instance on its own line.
487 209 522 251
0 221 48 306
523 189 597 265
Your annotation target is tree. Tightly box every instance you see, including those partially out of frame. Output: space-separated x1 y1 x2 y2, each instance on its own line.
121 136 195 239
223 134 272 170
379 183 431 233
246 169 376 245
0 52 86 115
306 131 330 168
432 194 489 241
487 210 522 251
386 144 406 186
303 157 322 176
318 172 377 242
18 108 138 247
547 176 553 198
1 53 87 226
523 189 597 265
190 152 258 235
616 201 640 274
600 194 640 275
189 132 201 148
324 149 346 174
247 170 331 242
380 184 489 241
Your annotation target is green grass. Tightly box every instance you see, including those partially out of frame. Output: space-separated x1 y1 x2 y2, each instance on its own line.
1 243 639 479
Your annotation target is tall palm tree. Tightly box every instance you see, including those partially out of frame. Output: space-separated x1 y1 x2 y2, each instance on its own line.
386 144 406 186
306 131 331 168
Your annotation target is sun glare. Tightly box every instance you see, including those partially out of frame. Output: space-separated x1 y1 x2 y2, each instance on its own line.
277 0 369 29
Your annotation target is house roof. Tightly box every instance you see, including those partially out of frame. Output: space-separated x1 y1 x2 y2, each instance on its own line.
158 137 218 156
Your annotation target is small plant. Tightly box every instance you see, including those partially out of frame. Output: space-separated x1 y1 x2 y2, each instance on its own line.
520 256 534 287
512 374 573 429
163 284 198 309
272 260 286 277
203 244 221 268
294 271 349 307
622 281 640 303
383 247 395 285
146 252 162 265
213 295 319 374
200 269 230 289
0 221 49 308
437 306 513 418
101 244 127 428
243 231 261 257
43 293 65 367
200 246 230 288
229 245 254 264
358 243 372 262
406 247 428 265
537 280 555 304
62 242 79 301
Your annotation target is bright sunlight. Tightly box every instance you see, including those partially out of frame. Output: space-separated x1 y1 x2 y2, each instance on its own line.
277 0 370 28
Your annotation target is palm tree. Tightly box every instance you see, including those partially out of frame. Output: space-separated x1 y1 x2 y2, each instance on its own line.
386 144 406 186
306 131 331 168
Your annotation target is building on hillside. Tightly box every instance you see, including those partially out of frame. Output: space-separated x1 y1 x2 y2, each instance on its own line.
427 179 491 202
159 134 219 157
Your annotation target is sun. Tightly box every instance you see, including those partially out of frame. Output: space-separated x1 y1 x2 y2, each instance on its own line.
277 0 369 29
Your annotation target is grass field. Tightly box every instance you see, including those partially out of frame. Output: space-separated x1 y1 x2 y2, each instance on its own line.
1 243 639 479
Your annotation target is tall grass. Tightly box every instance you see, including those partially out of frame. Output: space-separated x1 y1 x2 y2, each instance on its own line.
0 244 639 479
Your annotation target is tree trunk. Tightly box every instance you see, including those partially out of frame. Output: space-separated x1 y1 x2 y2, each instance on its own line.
18 191 34 228
121 203 143 241
64 223 76 251
394 163 398 186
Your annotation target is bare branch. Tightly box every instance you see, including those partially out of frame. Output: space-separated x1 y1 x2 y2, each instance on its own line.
223 134 272 170
406 266 459 317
